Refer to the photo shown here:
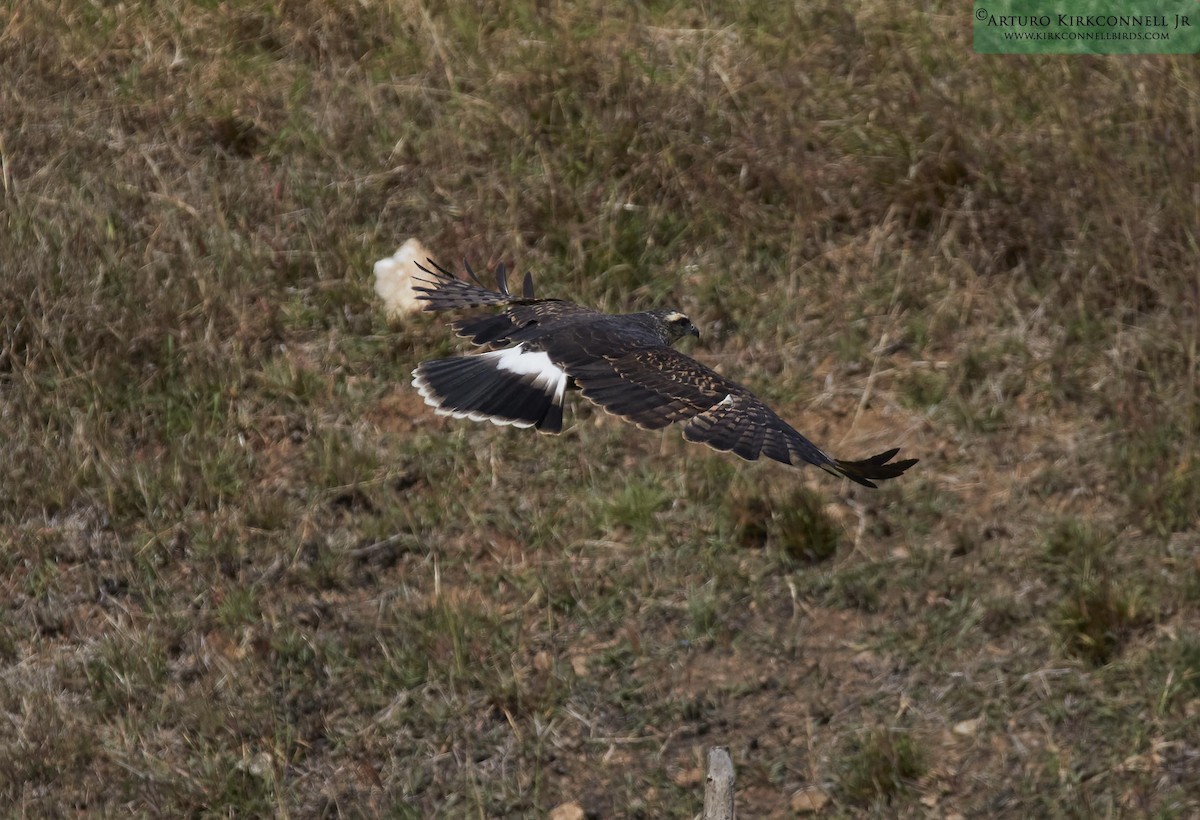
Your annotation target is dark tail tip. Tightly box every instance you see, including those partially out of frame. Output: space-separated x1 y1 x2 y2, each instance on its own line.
833 447 919 489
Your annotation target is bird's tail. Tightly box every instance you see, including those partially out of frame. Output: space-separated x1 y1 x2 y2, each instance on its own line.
825 448 919 489
412 258 535 312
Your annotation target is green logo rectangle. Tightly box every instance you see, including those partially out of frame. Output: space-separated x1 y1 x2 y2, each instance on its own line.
974 0 1200 53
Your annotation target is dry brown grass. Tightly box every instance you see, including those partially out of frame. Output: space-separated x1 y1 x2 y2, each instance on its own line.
2 0 1198 816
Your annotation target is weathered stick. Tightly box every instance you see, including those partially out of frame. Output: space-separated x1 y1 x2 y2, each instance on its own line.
702 746 735 820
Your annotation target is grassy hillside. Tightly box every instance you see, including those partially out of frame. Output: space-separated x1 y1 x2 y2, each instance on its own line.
2 1 1198 816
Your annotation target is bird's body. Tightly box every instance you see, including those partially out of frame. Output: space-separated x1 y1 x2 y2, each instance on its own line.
410 259 916 488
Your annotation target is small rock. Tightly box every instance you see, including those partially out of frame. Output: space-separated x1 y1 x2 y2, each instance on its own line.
953 717 983 737
790 787 829 813
548 800 586 820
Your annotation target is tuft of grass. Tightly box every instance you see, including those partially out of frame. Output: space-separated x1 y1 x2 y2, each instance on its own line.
828 563 890 614
773 488 841 565
837 728 928 805
0 692 97 805
307 428 381 494
725 483 840 564
1170 638 1200 698
1043 518 1113 566
728 485 772 549
596 471 671 537
83 632 170 718
1056 561 1148 666
216 584 264 631
1114 421 1200 535
686 582 721 641
1041 520 1150 665
898 367 948 412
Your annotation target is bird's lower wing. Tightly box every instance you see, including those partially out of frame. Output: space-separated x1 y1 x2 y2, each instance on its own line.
680 391 834 469
568 347 831 465
569 346 916 487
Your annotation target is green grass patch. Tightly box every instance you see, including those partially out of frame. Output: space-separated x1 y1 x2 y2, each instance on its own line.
1056 562 1150 666
837 728 928 806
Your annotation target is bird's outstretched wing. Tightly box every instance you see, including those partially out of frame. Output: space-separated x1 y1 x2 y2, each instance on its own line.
412 258 598 346
411 258 535 311
561 345 916 488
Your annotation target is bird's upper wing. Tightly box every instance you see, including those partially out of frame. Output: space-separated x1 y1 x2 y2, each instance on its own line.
412 258 535 311
561 345 916 487
412 258 598 346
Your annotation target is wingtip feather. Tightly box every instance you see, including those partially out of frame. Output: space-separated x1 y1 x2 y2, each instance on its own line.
495 262 509 295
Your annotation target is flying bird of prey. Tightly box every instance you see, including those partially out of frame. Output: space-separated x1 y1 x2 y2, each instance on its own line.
410 260 917 488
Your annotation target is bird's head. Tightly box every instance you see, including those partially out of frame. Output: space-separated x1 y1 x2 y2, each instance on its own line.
655 309 700 344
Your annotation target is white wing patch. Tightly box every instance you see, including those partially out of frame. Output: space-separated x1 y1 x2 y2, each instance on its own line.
411 344 568 429
492 345 565 392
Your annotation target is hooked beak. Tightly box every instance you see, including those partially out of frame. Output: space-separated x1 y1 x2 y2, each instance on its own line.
688 323 700 339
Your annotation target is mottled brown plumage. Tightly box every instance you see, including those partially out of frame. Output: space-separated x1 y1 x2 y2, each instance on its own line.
410 259 917 487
